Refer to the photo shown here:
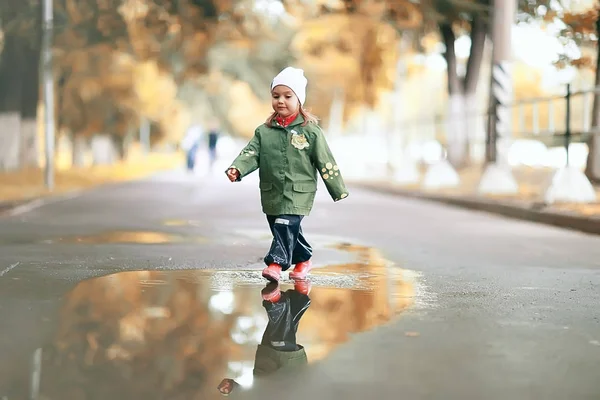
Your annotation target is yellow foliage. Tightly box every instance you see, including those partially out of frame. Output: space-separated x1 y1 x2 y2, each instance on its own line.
292 13 400 119
132 61 178 119
0 148 182 203
227 80 273 138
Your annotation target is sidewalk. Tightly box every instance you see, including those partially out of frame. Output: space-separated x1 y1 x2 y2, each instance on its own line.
351 165 600 235
0 150 182 212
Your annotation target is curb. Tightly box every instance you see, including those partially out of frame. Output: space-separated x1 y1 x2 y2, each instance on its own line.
0 169 182 218
0 199 35 214
0 190 84 217
352 181 600 236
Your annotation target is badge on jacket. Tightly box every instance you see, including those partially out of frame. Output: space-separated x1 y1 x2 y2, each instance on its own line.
290 130 309 150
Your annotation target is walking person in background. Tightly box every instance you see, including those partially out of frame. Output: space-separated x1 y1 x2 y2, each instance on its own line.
225 67 349 282
207 119 221 171
181 123 203 173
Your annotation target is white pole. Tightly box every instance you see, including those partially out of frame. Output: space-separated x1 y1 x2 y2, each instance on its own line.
42 0 55 190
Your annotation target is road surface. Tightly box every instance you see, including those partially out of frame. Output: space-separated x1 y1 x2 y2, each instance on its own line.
0 169 599 399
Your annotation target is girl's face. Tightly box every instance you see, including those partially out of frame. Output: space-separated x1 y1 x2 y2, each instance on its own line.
271 85 300 118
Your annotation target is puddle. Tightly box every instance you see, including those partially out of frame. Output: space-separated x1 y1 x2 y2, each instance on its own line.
41 230 207 245
20 244 422 399
35 227 354 247
162 219 203 227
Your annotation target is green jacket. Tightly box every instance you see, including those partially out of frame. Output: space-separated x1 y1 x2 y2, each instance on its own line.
227 115 349 216
217 345 307 396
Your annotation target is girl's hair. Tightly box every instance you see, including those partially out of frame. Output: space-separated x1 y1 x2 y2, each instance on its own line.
266 105 319 127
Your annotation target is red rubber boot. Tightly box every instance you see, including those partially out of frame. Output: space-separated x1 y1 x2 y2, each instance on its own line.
261 282 282 303
293 279 312 295
262 263 282 282
289 260 312 280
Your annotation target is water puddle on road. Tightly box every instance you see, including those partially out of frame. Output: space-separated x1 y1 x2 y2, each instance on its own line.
19 244 422 400
42 230 207 245
162 219 204 227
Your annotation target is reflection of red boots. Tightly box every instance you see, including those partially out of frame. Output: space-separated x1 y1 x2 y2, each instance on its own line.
262 263 282 282
261 282 281 303
294 279 312 295
289 260 312 280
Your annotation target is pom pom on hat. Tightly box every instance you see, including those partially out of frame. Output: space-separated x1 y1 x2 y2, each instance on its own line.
271 67 308 105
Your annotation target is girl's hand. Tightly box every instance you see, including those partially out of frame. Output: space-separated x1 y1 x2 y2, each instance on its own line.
227 168 240 182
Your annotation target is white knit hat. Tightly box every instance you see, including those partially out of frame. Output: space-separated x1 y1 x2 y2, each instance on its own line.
271 67 308 105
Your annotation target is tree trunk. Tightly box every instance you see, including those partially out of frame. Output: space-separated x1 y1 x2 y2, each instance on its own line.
440 23 467 168
20 40 42 168
17 2 42 169
464 18 487 163
0 35 23 171
464 18 487 96
0 113 21 171
114 135 127 160
440 23 462 95
446 93 468 168
72 135 88 167
440 19 487 169
327 87 345 138
19 118 38 167
91 134 118 165
122 129 137 160
585 16 600 183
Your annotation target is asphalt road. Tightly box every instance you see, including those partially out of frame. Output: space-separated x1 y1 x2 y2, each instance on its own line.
0 168 599 399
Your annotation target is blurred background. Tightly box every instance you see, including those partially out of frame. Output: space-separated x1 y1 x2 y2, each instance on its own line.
2 3 600 397
0 0 599 208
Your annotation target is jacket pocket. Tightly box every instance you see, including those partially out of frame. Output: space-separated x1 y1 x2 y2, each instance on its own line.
260 181 273 191
292 181 317 193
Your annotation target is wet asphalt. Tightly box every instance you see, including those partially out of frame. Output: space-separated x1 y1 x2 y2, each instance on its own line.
0 168 599 399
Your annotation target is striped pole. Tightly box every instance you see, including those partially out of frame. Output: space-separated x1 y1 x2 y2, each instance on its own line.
491 60 513 166
486 0 516 166
478 0 518 195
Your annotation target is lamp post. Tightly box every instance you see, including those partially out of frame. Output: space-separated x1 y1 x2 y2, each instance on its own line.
42 0 55 190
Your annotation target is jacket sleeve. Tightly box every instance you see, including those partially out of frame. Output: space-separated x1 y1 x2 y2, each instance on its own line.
226 129 260 181
310 126 349 202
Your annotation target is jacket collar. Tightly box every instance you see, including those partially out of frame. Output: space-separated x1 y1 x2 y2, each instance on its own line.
275 112 299 127
271 114 304 129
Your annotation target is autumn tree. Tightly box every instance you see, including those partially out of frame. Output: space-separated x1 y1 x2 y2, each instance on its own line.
574 7 600 182
410 0 490 169
411 0 596 169
517 1 599 181
281 0 422 135
52 0 223 164
0 0 42 171
52 0 295 162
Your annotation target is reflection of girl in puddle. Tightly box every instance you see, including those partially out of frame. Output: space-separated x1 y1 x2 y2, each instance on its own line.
218 281 312 396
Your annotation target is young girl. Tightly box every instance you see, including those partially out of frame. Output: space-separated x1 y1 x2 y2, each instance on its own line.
226 67 348 282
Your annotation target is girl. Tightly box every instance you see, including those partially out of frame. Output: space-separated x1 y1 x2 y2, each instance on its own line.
226 67 349 282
